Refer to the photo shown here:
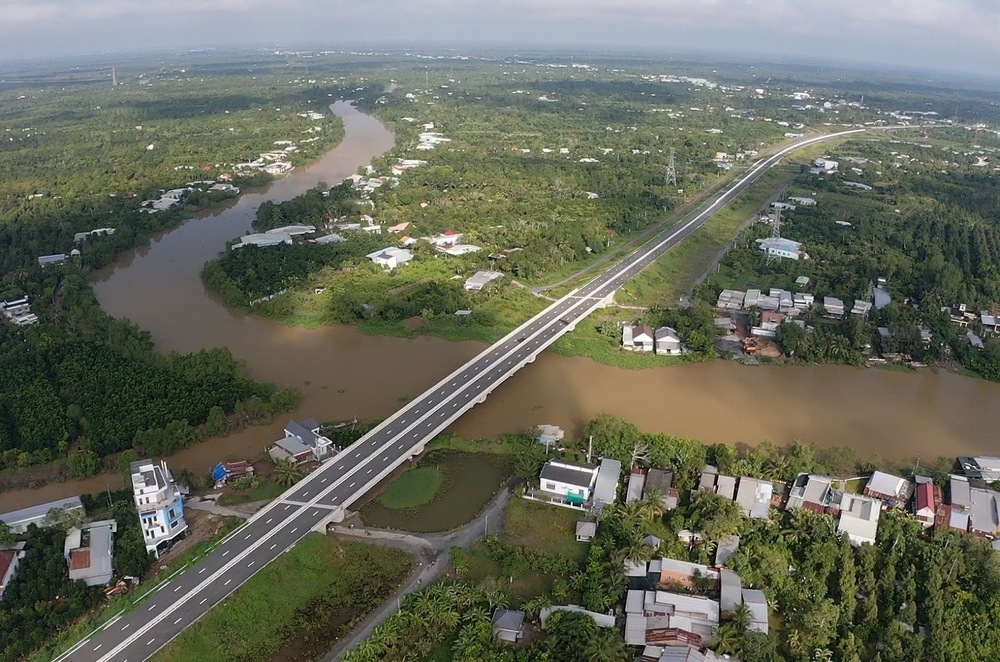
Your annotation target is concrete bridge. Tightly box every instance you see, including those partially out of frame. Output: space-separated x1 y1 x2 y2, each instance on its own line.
62 128 865 662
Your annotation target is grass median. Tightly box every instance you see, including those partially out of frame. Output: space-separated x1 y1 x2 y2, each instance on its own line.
152 534 412 662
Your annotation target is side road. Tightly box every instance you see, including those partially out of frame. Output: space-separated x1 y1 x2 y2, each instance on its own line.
321 486 513 662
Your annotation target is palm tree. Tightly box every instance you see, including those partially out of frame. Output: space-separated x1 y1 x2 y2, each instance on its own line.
273 459 303 487
585 630 628 662
712 623 741 656
636 488 667 522
764 454 791 481
727 602 753 634
523 595 552 622
827 335 852 362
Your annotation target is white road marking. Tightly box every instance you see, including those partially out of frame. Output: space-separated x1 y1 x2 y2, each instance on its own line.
146 639 155 646
173 617 182 625
224 579 232 586
199 598 208 605
265 518 272 524
121 623 130 631
94 645 102 651
199 567 206 574
147 605 156 612
270 543 277 550
248 561 255 568
223 550 230 556
174 585 182 592
290 528 297 534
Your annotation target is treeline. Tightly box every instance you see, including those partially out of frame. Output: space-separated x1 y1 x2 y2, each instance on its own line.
0 273 296 473
255 182 357 231
202 235 385 308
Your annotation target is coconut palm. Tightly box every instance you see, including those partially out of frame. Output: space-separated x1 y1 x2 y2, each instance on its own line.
272 458 303 487
712 623 741 656
727 602 753 634
523 595 552 621
585 629 629 662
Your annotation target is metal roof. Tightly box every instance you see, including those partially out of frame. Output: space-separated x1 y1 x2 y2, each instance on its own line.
593 458 622 506
540 460 598 490
0 496 84 528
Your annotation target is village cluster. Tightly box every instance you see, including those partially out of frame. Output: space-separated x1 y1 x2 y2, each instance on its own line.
480 425 1000 661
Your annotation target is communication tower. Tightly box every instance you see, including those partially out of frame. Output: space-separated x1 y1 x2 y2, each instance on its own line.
765 206 782 264
112 67 117 87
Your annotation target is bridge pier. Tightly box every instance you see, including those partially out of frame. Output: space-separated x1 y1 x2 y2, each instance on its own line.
312 505 347 533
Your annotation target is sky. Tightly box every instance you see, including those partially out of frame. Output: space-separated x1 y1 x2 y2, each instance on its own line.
0 0 998 77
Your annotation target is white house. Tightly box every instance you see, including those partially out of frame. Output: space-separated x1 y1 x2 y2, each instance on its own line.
539 460 599 506
593 458 622 508
425 230 462 247
654 327 683 356
787 196 817 206
366 247 414 269
837 493 880 546
232 232 293 249
813 158 839 173
131 459 188 558
65 519 117 586
623 324 655 352
0 543 26 600
757 237 807 260
269 418 334 464
1 296 39 326
439 244 482 256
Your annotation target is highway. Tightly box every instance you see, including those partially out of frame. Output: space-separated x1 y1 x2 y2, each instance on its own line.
62 128 864 662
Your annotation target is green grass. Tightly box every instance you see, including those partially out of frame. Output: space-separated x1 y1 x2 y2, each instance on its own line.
617 167 797 307
377 466 443 509
30 518 242 662
502 498 590 562
152 535 412 662
216 480 287 506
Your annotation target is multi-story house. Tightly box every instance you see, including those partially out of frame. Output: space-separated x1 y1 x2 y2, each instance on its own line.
130 459 188 558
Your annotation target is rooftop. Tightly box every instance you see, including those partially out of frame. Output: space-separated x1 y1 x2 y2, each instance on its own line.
540 460 598 490
0 496 84 528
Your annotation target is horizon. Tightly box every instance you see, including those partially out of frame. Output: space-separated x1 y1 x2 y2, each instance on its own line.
0 0 998 83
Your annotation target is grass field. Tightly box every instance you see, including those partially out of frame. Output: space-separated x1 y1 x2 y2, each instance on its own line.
377 466 443 509
152 534 412 662
502 498 590 562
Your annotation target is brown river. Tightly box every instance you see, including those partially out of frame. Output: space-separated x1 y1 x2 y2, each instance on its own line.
3 102 1000 511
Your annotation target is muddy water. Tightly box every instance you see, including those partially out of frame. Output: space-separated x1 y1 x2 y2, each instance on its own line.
4 104 1000 513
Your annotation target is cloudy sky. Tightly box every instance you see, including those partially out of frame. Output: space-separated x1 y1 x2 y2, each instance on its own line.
0 0 996 76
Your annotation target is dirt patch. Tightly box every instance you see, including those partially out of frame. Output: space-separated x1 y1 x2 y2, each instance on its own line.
754 338 783 358
404 316 426 331
148 509 238 576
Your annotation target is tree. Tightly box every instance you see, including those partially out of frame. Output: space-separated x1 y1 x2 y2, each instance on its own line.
273 459 303 487
713 623 741 656
68 449 100 478
0 522 14 545
585 629 628 662
688 491 744 541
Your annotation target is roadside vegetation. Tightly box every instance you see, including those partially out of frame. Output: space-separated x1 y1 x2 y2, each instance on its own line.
152 534 412 662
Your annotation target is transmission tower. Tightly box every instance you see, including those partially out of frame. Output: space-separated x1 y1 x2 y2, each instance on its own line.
112 67 117 87
665 148 677 187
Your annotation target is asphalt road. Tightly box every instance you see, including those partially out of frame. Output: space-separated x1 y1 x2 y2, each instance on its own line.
62 128 864 662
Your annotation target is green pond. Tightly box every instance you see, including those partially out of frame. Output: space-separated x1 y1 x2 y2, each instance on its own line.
360 451 513 532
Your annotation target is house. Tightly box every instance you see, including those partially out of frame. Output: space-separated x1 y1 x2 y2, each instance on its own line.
641 646 724 662
131 459 188 558
813 158 839 172
209 183 239 194
851 300 872 317
981 312 1000 336
576 521 597 543
366 247 414 269
314 233 347 245
593 458 622 508
785 474 834 513
266 225 316 237
823 296 845 317
913 477 936 529
626 470 647 504
752 310 784 338
715 475 737 501
269 418 334 464
757 237 807 260
73 227 117 242
844 181 873 191
0 496 84 534
211 461 255 487
715 289 745 310
958 456 1000 481
837 493 881 546
1 296 39 326
644 469 679 510
967 331 985 350
64 519 117 586
539 460 599 505
464 270 504 291
698 465 718 493
623 324 655 352
735 477 774 519
0 542 26 599
38 253 68 267
387 221 411 234
491 609 525 643
425 230 463 247
864 471 911 505
742 588 770 634
654 327 683 356
719 568 742 614
968 488 1000 536
642 590 720 639
872 285 892 309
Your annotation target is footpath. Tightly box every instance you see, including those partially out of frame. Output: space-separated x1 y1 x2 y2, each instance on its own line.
320 486 512 662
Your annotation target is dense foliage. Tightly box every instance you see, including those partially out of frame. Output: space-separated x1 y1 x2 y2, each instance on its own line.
0 527 104 662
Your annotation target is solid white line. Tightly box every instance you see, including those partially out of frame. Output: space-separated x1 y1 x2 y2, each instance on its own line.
199 598 208 605
173 617 182 625
121 623 130 631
